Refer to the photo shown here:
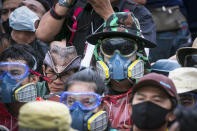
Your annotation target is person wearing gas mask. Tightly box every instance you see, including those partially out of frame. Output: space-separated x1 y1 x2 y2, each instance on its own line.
85 12 156 129
36 43 81 98
8 6 49 65
169 67 197 108
36 0 156 56
0 44 45 131
61 68 108 131
131 73 178 131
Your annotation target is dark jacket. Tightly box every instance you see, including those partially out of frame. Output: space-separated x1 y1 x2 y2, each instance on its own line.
146 0 183 8
55 0 156 55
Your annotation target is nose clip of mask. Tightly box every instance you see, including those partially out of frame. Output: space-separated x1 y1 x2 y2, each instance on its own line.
128 59 144 79
87 110 108 131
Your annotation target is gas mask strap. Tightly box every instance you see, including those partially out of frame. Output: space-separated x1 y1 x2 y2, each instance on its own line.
24 51 37 71
94 41 103 61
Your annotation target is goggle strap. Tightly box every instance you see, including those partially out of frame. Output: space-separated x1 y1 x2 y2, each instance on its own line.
94 41 103 61
29 70 51 82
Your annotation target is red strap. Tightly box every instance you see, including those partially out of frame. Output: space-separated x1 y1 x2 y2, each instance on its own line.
123 9 130 12
68 7 83 45
36 97 44 101
103 88 133 103
29 69 51 82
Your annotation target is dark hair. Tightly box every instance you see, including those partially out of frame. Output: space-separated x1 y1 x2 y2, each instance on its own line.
36 0 50 12
64 68 106 95
0 44 39 72
174 106 197 131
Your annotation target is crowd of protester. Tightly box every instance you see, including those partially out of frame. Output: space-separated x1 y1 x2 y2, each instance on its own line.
0 0 197 131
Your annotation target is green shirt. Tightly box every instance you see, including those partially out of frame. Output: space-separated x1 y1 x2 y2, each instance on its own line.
36 81 50 98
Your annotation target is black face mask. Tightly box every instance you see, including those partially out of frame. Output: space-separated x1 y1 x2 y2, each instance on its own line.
2 19 12 35
132 101 170 130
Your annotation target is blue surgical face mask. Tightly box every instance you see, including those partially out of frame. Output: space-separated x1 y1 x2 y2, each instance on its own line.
0 74 18 103
107 52 131 80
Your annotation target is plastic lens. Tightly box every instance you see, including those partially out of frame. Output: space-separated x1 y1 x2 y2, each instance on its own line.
60 92 101 111
184 55 197 67
101 38 137 57
0 62 29 80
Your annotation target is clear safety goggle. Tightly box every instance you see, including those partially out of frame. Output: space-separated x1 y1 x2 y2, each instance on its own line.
0 62 29 81
60 92 101 111
184 54 197 67
100 37 138 57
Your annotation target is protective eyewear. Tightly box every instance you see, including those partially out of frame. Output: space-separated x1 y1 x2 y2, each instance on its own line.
1 8 16 15
60 92 101 111
179 92 197 108
0 62 29 81
184 54 197 67
100 37 138 57
45 71 72 82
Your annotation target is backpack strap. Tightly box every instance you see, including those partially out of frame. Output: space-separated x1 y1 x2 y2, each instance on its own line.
68 7 83 45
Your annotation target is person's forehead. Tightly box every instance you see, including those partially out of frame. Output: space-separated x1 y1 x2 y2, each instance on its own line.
136 85 169 97
50 41 67 48
68 82 96 92
3 58 27 65
22 0 44 10
2 0 22 8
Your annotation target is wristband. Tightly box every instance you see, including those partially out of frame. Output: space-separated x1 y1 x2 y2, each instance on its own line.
50 7 65 20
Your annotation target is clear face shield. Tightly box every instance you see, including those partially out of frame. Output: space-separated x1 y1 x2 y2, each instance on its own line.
60 92 108 131
96 37 144 80
0 62 37 103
